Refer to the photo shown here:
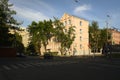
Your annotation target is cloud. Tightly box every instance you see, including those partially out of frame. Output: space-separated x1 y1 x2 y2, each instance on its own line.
73 4 105 28
74 4 91 14
13 6 50 21
9 0 58 27
73 4 93 22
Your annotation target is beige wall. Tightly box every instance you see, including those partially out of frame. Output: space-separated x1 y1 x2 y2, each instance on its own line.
41 37 61 55
19 28 29 47
9 27 29 47
60 13 89 55
41 13 89 56
110 29 120 44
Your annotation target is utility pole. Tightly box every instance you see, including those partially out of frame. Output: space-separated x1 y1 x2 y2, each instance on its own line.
106 15 111 43
106 20 108 43
106 15 111 57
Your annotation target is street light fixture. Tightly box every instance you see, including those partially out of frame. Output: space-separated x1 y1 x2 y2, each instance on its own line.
106 15 111 43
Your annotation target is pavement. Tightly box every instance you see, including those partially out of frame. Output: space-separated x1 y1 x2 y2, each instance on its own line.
0 56 120 80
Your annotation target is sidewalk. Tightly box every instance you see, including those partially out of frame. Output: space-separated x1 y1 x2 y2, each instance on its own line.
0 69 9 80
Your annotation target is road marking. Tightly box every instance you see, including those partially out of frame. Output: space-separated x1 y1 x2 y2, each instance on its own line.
0 61 81 71
2 65 11 70
17 63 27 68
10 65 19 69
24 63 33 67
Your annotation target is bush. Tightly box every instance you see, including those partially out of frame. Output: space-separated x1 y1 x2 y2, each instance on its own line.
44 52 53 59
50 52 58 56
43 52 58 59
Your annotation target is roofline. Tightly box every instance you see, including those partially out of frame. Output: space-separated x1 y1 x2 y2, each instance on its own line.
62 13 89 22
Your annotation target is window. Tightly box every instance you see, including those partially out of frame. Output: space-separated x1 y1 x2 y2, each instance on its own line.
80 29 82 34
80 36 82 41
80 21 82 26
64 21 67 26
80 44 82 49
68 20 71 25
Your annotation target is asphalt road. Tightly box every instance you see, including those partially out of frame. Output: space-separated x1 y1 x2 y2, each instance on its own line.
0 56 120 80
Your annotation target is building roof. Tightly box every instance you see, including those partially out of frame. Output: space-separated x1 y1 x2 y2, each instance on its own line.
61 13 89 22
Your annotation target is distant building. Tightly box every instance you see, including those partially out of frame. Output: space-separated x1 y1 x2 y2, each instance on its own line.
109 28 120 45
19 27 29 47
9 27 29 47
41 13 89 56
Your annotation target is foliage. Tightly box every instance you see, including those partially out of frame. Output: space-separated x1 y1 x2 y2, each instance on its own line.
42 20 54 51
89 21 111 52
28 18 75 55
0 0 20 47
44 52 58 56
89 21 99 50
13 32 25 53
28 20 54 55
26 42 36 55
53 18 75 55
28 21 41 54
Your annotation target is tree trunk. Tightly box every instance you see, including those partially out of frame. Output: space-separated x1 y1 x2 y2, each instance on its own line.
38 41 41 55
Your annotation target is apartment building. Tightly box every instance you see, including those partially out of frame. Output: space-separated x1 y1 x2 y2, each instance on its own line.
60 13 89 55
19 27 29 47
109 29 120 45
41 13 89 56
9 27 29 47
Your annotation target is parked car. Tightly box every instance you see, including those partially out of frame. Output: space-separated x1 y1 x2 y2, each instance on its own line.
43 53 53 59
16 53 26 57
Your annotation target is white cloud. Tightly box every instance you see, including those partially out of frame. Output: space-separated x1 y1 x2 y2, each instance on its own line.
74 4 91 14
13 6 50 21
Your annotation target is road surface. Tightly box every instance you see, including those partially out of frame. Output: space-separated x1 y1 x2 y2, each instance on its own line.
0 56 120 80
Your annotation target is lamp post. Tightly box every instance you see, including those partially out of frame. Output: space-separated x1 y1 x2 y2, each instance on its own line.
106 15 111 43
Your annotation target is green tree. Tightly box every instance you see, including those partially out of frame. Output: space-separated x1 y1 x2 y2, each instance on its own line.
13 32 24 53
0 0 19 47
28 20 54 55
53 18 75 55
28 18 75 55
99 28 111 46
89 21 100 51
42 20 54 52
89 21 112 52
28 21 41 54
53 18 65 55
26 42 36 55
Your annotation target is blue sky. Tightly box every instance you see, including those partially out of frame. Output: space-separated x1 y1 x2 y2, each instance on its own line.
9 0 120 29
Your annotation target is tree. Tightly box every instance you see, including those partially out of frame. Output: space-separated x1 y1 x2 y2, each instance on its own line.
28 21 41 54
42 20 54 52
0 0 19 47
26 42 36 55
89 21 112 52
28 18 75 55
12 32 24 53
53 18 75 55
28 20 54 55
89 21 100 52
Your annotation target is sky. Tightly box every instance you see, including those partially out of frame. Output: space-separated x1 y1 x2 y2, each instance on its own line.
9 0 120 29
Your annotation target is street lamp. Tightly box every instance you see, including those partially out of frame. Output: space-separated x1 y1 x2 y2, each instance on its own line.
106 15 111 43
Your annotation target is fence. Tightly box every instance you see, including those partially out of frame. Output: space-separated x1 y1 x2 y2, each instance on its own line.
0 48 16 57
